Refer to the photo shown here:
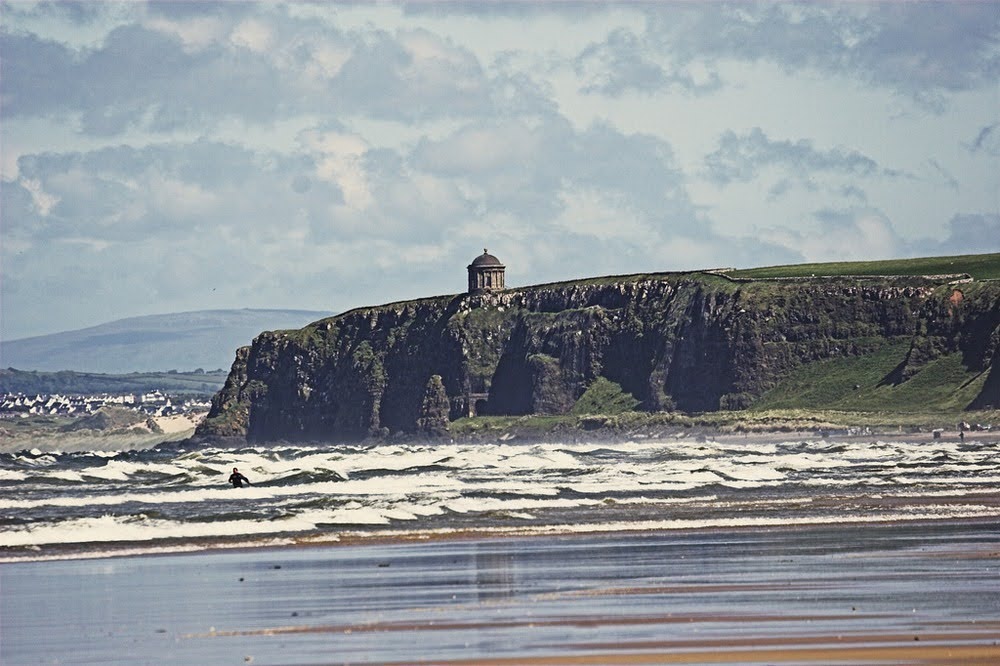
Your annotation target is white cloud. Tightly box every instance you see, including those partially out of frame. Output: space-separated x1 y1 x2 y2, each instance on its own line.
757 208 903 263
19 177 60 216
552 187 647 241
414 122 541 175
58 237 112 252
654 236 731 272
399 28 464 67
305 42 352 80
144 14 226 52
229 18 273 53
913 213 1000 256
300 129 373 211
393 28 490 111
1 1 997 340
704 128 888 185
147 177 218 220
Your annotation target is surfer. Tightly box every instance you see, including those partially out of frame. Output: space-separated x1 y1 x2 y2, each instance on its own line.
229 467 251 488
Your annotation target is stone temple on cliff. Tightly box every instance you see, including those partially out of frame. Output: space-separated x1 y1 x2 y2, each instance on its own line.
467 249 505 294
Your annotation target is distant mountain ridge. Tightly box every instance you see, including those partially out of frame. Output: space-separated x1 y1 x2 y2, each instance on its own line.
1 309 333 374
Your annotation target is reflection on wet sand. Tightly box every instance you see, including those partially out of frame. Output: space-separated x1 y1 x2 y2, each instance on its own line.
476 546 516 601
3 519 999 665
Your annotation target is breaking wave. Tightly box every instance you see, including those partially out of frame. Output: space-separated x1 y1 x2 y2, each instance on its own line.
2 435 997 560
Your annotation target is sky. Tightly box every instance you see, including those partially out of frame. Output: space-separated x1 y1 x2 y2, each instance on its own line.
2 1 998 341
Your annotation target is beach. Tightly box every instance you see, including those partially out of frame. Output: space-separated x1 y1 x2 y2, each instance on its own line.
3 519 999 665
2 431 999 664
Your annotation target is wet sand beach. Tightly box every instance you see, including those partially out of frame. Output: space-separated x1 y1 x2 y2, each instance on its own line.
3 518 999 665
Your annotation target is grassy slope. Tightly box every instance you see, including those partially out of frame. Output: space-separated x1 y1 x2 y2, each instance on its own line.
725 252 1000 280
739 255 998 418
448 407 1000 439
751 343 988 413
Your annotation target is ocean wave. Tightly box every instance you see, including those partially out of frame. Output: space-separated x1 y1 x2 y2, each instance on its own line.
3 437 998 557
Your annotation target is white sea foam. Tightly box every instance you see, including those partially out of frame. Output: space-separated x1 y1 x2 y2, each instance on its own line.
6 494 992 551
76 459 186 481
891 475 1000 485
0 513 317 548
46 470 85 482
474 505 1000 536
4 436 998 556
0 472 469 510
0 499 453 548
16 452 57 466
443 496 603 514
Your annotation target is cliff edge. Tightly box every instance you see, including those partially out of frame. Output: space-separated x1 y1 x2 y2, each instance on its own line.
197 267 1000 443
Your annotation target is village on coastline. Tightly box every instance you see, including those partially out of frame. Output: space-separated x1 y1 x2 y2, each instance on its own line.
0 390 210 420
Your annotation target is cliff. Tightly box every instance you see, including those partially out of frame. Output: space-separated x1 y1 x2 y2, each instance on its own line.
198 271 1000 443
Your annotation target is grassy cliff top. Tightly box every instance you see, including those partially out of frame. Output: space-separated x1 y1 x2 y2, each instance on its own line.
278 252 1000 337
471 251 1000 296
525 252 1000 288
725 252 1000 280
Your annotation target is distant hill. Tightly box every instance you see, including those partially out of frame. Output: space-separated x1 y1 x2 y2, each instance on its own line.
1 309 333 374
0 368 229 396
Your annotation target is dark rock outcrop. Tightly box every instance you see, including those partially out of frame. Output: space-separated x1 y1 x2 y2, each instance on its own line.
197 272 1000 443
416 374 450 436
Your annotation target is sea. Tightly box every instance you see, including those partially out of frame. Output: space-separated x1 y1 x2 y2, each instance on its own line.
2 433 998 562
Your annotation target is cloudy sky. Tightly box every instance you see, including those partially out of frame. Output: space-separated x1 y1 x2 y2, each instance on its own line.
2 1 998 341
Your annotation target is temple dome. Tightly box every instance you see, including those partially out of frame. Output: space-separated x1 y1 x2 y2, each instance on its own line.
469 250 504 268
467 249 506 293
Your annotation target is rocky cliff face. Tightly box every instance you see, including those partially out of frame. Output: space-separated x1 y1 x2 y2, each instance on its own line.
198 273 1000 442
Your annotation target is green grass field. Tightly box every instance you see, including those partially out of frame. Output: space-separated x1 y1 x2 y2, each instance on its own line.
447 405 1000 439
751 343 988 413
520 253 1000 294
725 252 1000 281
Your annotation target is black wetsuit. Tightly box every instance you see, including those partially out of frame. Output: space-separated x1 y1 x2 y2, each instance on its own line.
229 472 251 488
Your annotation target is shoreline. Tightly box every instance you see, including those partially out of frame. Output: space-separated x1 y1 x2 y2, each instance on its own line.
370 643 1000 665
207 415 1000 450
5 507 999 564
183 419 1000 451
4 404 999 453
